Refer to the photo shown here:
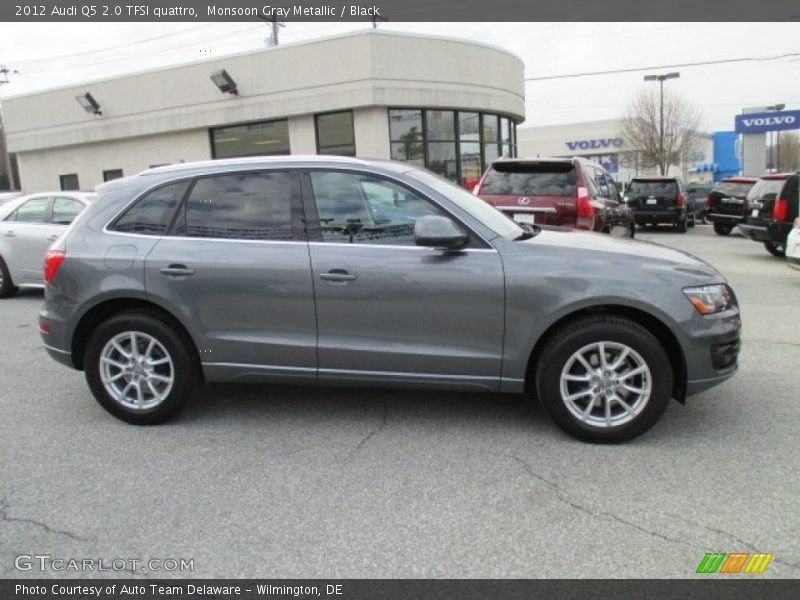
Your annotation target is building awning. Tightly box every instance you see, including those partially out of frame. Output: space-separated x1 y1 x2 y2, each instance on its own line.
690 162 719 172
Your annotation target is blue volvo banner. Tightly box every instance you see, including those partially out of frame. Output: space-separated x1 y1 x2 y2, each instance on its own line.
734 110 800 134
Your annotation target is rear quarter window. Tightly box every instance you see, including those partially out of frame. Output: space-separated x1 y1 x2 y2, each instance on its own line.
481 163 577 196
111 181 190 235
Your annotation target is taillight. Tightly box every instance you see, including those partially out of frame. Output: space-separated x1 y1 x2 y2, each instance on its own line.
44 250 66 284
705 194 712 209
576 186 594 230
773 197 788 222
676 192 685 207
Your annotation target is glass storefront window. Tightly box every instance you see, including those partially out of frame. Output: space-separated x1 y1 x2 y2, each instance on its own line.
389 108 516 188
211 119 290 158
426 110 455 141
316 111 355 156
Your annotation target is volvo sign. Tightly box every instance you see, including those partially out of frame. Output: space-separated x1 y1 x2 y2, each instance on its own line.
565 138 624 151
734 110 800 134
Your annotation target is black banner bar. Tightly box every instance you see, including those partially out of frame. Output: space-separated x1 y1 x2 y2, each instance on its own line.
2 0 800 22
3 579 800 600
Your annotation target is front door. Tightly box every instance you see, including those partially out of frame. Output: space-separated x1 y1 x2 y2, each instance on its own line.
304 169 505 391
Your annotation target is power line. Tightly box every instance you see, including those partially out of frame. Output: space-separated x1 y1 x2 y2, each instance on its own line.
525 53 800 81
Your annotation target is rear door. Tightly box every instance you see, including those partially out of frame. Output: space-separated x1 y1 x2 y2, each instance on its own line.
630 179 678 212
143 170 317 382
304 169 505 390
478 161 577 227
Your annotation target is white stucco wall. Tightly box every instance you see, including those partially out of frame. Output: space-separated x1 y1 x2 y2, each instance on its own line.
3 29 524 192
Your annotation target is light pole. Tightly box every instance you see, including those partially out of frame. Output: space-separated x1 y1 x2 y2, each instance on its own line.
644 72 680 175
767 103 785 171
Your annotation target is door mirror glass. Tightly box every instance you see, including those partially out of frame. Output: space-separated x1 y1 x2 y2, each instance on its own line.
414 215 469 249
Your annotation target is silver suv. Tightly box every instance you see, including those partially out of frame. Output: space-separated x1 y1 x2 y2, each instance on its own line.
40 156 741 443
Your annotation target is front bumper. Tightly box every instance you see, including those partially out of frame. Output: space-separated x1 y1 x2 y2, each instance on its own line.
682 305 741 399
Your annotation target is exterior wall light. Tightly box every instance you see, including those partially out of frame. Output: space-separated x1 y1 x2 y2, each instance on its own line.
210 70 238 95
76 92 102 115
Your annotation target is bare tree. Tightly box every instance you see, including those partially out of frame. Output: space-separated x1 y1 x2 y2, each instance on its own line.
619 88 702 176
768 131 800 172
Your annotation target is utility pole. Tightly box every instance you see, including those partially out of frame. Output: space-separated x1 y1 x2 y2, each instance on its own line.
258 15 284 47
644 72 680 175
0 66 18 190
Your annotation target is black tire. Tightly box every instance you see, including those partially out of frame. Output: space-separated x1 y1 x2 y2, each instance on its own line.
676 215 687 233
764 241 786 257
535 316 673 443
713 223 733 236
0 257 19 299
84 310 198 424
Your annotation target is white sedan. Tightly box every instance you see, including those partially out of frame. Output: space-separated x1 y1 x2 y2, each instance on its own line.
788 217 800 271
0 192 95 298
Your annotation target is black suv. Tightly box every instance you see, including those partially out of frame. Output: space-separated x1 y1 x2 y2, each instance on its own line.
704 177 757 236
739 173 799 256
625 177 695 232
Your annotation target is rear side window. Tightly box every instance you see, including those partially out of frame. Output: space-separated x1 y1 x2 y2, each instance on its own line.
630 180 678 196
480 162 577 196
112 181 189 235
713 182 755 198
174 172 294 241
52 197 85 225
747 178 786 201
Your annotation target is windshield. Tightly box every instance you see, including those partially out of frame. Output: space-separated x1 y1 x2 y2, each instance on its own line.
407 169 524 239
480 162 577 196
630 180 678 196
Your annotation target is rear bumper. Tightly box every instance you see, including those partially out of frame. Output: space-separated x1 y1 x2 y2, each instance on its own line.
706 213 744 226
739 222 791 243
634 208 684 225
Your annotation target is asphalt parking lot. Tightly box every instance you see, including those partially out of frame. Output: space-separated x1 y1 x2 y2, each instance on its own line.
1 223 798 579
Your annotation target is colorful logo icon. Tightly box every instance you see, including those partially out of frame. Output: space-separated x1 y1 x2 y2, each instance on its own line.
696 552 773 574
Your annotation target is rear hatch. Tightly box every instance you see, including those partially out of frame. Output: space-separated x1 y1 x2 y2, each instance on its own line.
477 160 577 227
629 179 679 211
746 177 787 225
707 180 755 217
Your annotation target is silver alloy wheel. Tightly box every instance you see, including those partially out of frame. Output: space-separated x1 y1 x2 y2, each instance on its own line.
99 331 175 410
559 341 652 428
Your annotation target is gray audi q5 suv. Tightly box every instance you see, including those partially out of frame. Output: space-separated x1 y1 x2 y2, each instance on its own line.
40 156 741 442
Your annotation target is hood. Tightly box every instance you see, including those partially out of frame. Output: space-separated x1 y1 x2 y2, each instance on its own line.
517 228 722 280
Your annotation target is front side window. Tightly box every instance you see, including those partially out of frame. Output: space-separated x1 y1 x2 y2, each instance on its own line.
175 172 294 241
8 197 49 223
111 181 190 235
309 171 444 245
316 111 355 156
52 197 85 225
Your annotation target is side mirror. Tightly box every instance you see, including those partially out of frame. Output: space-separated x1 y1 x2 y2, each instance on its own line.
414 215 469 250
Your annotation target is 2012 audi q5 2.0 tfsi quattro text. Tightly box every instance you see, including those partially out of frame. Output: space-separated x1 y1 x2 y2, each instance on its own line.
39 156 741 443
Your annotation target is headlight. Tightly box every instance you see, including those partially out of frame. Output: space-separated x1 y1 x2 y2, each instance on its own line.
683 284 733 315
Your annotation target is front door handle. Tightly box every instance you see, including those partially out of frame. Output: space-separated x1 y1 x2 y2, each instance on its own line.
46 234 59 241
160 265 195 277
3 231 15 237
320 269 357 282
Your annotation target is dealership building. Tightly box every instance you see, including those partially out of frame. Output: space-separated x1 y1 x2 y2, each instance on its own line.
516 119 741 184
2 30 524 193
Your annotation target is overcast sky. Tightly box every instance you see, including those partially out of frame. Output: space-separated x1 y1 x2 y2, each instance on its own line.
1 21 798 132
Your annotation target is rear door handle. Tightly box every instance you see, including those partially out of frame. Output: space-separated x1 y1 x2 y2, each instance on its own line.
160 265 195 277
320 269 357 282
